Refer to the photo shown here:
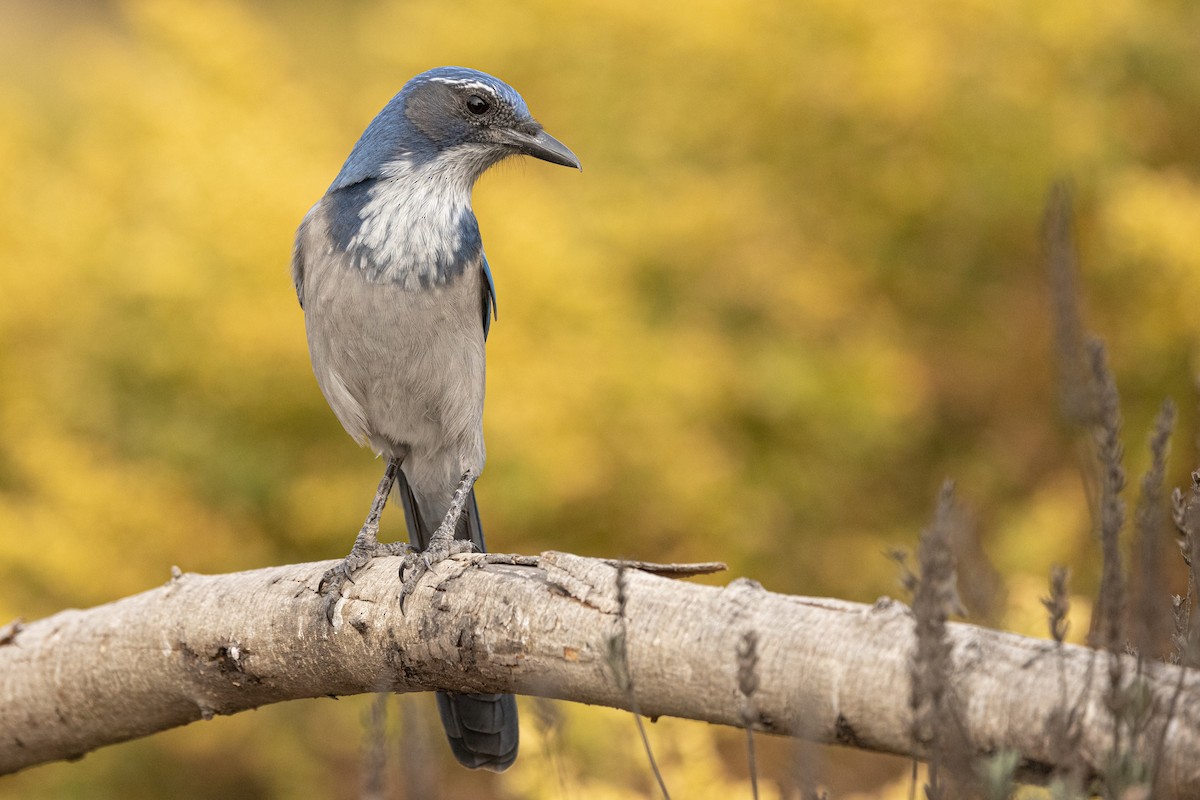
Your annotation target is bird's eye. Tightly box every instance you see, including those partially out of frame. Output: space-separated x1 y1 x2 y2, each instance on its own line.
466 94 491 116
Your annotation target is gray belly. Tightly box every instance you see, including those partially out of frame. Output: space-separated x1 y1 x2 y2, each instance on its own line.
303 259 487 496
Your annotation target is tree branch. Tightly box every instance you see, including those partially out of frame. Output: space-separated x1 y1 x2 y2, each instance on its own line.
2 552 1199 796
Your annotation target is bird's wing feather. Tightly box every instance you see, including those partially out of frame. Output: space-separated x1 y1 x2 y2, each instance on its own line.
294 200 374 446
291 204 319 309
481 254 497 340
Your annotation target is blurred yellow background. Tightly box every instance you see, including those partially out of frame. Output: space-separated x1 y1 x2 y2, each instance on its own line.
1 0 1197 797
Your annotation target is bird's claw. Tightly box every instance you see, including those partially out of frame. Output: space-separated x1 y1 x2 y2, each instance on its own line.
325 560 355 589
398 532 473 607
319 537 414 624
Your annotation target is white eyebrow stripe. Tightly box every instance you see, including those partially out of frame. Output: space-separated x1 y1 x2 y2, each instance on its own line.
428 78 498 96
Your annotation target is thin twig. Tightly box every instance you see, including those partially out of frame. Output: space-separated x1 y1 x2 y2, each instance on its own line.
480 552 726 577
632 714 669 800
601 558 727 576
1156 467 1200 791
397 695 437 800
789 737 826 800
1043 566 1071 645
609 564 671 799
744 728 759 800
1043 566 1083 791
1042 180 1094 429
1173 470 1200 666
1086 338 1127 655
361 693 388 800
911 481 971 798
1152 653 1192 793
533 697 572 800
738 630 761 800
1131 400 1177 658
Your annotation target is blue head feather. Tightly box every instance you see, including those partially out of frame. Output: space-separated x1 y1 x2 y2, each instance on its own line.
329 67 533 192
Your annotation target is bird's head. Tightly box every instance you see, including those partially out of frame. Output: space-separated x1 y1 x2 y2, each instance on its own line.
331 67 580 190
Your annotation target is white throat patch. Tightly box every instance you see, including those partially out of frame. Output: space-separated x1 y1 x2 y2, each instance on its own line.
348 151 488 288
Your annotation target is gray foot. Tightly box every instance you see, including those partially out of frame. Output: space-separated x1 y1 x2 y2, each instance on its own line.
399 527 474 607
319 459 404 623
319 530 411 623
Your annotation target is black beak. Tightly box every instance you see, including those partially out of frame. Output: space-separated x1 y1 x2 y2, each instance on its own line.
504 127 581 170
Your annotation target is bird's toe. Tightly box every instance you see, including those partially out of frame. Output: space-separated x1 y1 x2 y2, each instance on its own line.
397 538 473 607
320 536 414 622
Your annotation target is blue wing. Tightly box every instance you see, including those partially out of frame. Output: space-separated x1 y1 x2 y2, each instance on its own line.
481 254 498 340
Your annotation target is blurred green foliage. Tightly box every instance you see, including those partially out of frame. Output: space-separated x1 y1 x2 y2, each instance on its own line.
1 0 1197 797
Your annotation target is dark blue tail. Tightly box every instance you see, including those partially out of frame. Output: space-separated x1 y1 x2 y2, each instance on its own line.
396 470 519 772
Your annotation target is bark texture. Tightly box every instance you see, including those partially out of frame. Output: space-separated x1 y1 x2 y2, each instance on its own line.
1 551 1198 796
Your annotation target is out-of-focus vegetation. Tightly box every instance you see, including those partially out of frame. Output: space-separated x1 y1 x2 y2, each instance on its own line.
1 0 1197 797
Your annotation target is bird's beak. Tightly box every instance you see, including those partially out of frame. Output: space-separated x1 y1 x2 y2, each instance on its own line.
504 127 581 170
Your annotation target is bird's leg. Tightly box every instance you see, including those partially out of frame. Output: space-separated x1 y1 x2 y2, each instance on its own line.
399 469 478 600
319 458 411 620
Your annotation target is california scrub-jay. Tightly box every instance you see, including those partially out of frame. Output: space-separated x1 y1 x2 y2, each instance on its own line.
291 66 579 771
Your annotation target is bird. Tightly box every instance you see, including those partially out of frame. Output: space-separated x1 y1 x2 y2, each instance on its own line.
291 66 580 772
